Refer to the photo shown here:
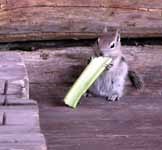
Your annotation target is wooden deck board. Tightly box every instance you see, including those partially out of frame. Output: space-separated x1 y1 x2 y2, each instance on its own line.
45 134 162 150
38 95 162 150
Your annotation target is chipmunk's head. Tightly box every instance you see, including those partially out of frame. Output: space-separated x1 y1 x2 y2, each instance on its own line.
97 29 121 58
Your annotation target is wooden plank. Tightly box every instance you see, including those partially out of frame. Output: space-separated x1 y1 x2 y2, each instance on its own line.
0 6 162 42
22 45 162 96
6 94 29 100
0 145 46 150
0 52 46 149
1 0 162 9
0 133 47 150
0 52 29 98
0 125 40 133
0 95 5 104
43 134 162 150
0 64 27 80
6 111 39 126
0 105 40 127
0 52 23 63
38 95 162 150
0 80 5 95
40 96 162 135
0 112 3 125
21 44 162 150
6 98 37 105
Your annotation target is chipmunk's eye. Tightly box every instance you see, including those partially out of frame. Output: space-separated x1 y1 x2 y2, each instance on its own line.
110 42 115 49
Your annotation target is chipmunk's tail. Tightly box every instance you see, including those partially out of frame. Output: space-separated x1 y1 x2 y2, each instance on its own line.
128 70 144 89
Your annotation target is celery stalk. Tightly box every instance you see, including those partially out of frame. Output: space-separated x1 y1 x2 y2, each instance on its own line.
64 57 112 108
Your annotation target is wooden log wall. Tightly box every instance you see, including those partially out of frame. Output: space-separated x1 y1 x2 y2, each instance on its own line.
20 45 162 97
0 0 162 42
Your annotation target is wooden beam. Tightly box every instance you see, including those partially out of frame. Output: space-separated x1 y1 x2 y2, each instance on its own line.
22 45 162 96
1 0 162 9
0 1 162 42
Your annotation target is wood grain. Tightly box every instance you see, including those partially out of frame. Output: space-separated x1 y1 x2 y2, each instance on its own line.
6 99 37 105
0 80 5 94
15 44 162 150
21 45 162 96
0 105 39 126
1 0 162 9
0 52 47 150
0 0 162 42
0 112 3 125
0 95 5 104
38 94 162 150
0 133 46 150
0 52 29 99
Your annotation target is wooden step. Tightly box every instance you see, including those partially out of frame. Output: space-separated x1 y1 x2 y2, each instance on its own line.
0 52 29 99
0 133 46 150
0 52 47 150
0 100 47 149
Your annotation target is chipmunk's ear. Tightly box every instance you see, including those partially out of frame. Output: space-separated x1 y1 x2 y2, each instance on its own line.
115 29 120 44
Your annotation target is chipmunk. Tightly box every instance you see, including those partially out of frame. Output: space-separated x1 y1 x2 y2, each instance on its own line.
87 29 142 101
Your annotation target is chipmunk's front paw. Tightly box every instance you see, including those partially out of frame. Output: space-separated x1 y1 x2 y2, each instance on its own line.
106 93 120 102
105 63 113 70
87 56 94 64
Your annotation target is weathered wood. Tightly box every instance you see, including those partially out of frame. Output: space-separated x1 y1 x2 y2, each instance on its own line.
0 52 22 63
37 94 162 150
0 104 46 149
0 112 3 125
0 105 39 126
1 0 162 9
0 52 47 149
43 135 162 150
0 145 46 150
0 52 29 98
17 43 162 150
21 45 162 96
0 95 5 104
43 96 162 135
0 1 162 42
0 133 46 150
6 98 37 105
0 80 5 94
0 125 40 133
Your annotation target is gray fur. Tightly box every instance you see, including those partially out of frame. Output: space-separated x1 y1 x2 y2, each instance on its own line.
89 30 128 101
